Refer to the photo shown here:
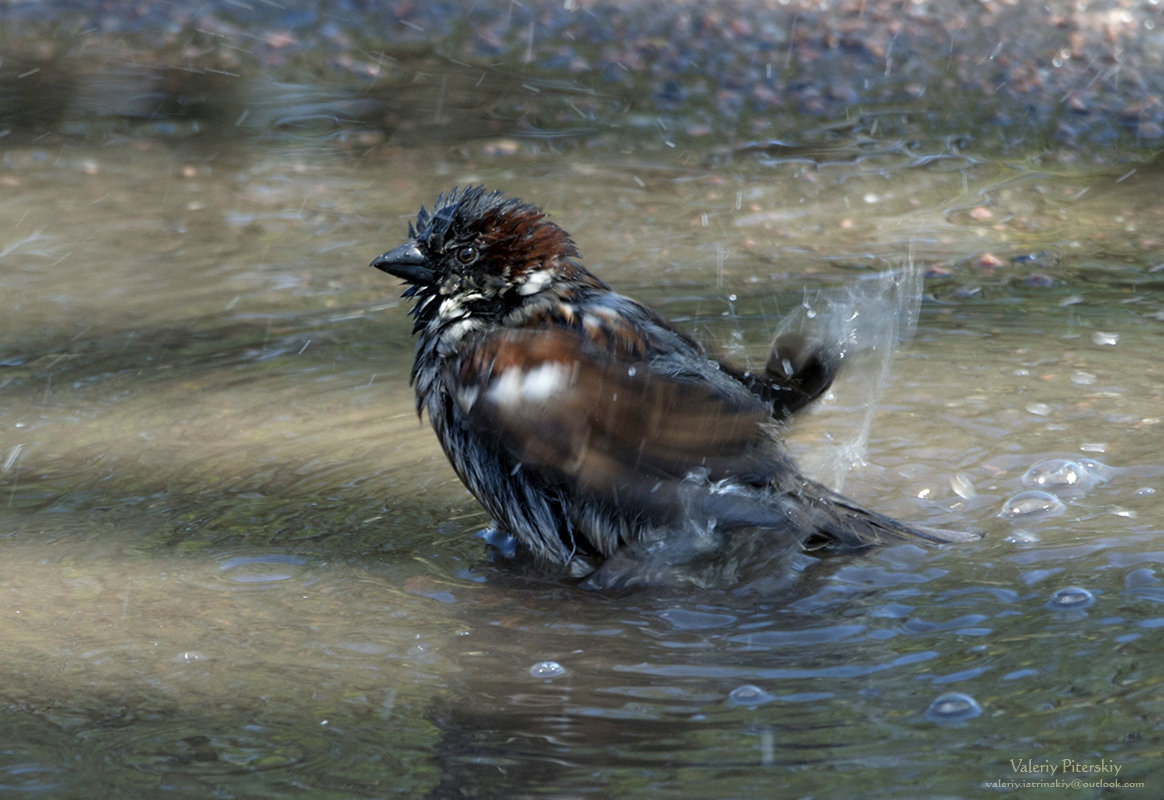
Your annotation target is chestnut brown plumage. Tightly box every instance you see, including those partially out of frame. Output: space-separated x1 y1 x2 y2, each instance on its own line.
371 187 973 590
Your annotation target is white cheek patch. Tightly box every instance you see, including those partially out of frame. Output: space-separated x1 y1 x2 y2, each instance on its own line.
438 295 473 319
486 362 573 406
438 296 462 319
517 270 552 296
436 318 482 357
438 289 487 320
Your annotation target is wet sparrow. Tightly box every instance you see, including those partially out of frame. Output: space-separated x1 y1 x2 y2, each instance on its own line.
371 187 971 589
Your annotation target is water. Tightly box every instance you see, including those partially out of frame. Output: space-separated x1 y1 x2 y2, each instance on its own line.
3 30 1163 800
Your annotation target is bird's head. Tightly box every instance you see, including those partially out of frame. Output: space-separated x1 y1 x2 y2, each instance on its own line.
371 186 602 330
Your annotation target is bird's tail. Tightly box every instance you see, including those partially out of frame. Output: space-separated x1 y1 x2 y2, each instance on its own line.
684 476 976 549
788 478 978 550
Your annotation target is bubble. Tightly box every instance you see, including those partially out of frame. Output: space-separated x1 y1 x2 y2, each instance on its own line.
1046 586 1095 610
1091 331 1119 346
726 684 776 707
529 660 566 679
999 491 1065 519
1022 459 1088 490
1004 530 1040 544
949 472 977 499
925 692 982 722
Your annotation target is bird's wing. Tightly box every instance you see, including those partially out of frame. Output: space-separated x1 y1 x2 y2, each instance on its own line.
449 325 777 499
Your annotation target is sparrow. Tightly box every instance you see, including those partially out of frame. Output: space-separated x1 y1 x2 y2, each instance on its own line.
371 186 973 590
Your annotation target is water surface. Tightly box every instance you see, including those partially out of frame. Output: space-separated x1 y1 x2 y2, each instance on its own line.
2 32 1163 800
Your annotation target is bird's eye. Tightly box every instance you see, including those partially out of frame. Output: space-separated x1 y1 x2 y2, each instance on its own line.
455 245 479 265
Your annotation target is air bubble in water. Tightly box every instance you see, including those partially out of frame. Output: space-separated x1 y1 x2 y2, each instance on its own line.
950 472 977 499
925 692 982 722
1004 530 1040 544
1022 459 1085 489
1000 490 1065 519
1046 586 1095 610
529 661 566 679
726 684 776 707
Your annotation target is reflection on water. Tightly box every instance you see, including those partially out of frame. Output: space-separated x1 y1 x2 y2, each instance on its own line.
2 56 1163 800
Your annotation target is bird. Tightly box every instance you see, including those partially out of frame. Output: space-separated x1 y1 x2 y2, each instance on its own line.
370 186 974 590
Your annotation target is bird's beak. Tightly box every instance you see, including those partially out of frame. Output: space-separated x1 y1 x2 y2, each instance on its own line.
371 241 436 285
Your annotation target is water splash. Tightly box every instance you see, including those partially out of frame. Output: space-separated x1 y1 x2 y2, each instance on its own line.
777 255 923 490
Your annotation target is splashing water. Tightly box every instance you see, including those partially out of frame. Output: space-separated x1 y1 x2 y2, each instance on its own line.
776 255 923 490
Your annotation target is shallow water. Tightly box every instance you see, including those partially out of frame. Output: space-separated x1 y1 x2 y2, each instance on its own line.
3 60 1163 800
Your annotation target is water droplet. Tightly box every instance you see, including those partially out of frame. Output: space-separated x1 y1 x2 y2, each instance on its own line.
726 684 776 707
529 660 566 679
999 490 1065 519
1134 487 1155 497
925 692 982 722
1047 586 1095 610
